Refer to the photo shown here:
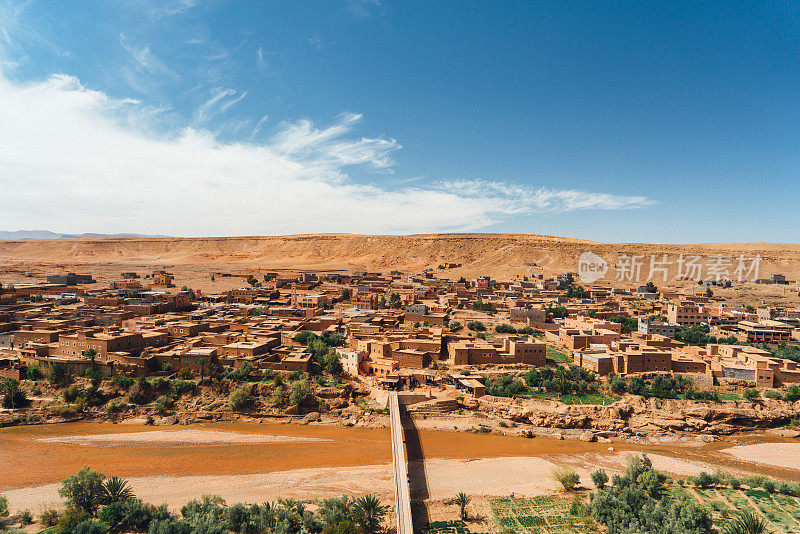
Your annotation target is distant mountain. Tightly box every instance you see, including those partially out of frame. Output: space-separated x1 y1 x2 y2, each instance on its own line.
0 230 168 239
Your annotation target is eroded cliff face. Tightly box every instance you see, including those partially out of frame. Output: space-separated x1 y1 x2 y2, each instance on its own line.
1 233 798 279
468 396 798 435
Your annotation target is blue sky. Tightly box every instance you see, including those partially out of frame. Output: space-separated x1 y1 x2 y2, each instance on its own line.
0 0 798 242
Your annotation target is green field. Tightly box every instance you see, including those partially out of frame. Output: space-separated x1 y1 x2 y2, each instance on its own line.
489 495 596 534
546 346 572 363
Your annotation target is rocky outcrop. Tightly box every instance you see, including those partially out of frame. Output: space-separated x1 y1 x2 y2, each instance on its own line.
473 396 798 435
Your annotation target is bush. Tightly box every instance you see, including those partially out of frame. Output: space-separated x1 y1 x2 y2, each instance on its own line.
59 467 106 514
225 362 253 382
104 399 128 414
466 321 485 332
551 467 580 491
0 378 27 408
40 507 60 527
485 374 526 397
764 389 784 400
49 363 71 386
0 495 7 518
149 377 169 391
63 384 85 403
228 385 254 411
785 384 800 402
18 509 33 525
590 455 710 534
127 378 150 405
762 479 775 493
524 365 598 395
73 519 110 534
568 494 588 516
728 477 741 489
743 475 765 489
495 323 516 334
743 388 760 402
25 366 42 380
288 380 312 406
591 469 609 489
112 375 134 390
171 380 196 397
692 471 715 488
56 506 91 534
609 374 627 394
154 395 173 414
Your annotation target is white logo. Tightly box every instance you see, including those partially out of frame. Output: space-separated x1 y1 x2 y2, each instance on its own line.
578 252 609 283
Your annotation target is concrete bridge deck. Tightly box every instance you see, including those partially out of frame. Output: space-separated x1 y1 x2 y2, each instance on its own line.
389 392 414 534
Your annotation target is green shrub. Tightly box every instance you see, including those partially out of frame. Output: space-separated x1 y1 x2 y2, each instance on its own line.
25 366 42 380
56 506 90 534
49 363 71 386
288 380 311 406
762 479 775 493
0 495 8 518
0 378 27 408
40 507 60 527
171 380 196 397
466 321 485 332
764 389 783 400
73 519 110 534
784 384 800 402
692 472 715 488
59 467 106 514
743 388 760 401
20 509 33 525
728 476 741 489
148 377 169 391
591 468 609 489
229 384 254 411
590 455 710 534
551 467 580 491
63 384 85 403
743 475 765 488
104 399 128 414
112 375 134 390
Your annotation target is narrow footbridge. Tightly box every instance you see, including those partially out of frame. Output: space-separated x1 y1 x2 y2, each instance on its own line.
389 392 414 534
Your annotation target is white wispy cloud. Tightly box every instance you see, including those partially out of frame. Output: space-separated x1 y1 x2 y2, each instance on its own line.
0 73 655 236
433 180 655 212
140 0 200 19
192 87 250 126
346 0 383 18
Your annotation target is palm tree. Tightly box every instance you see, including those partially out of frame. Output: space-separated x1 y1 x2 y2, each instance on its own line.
259 502 277 530
354 494 386 534
194 357 208 385
103 476 134 504
448 492 471 521
723 510 767 534
278 497 298 512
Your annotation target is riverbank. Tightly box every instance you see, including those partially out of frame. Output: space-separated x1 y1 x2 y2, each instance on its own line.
0 453 730 514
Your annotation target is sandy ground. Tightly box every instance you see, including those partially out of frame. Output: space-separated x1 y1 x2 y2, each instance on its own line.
34 429 328 447
720 443 800 471
1 453 721 514
1 235 799 304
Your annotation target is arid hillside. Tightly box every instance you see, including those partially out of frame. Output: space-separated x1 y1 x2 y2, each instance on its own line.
1 233 799 282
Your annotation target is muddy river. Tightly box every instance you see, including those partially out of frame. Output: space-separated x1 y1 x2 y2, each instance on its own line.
2 421 798 493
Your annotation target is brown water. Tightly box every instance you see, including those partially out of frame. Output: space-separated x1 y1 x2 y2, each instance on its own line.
0 422 796 491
